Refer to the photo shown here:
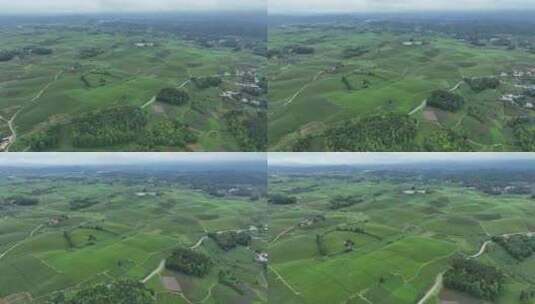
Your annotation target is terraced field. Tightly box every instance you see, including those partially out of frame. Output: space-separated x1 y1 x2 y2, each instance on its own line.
0 166 268 303
0 14 267 152
268 168 535 304
268 18 535 151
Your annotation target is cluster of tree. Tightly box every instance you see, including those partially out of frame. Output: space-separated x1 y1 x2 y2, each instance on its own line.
492 234 535 261
0 46 53 62
443 256 504 301
465 77 500 92
341 76 354 91
324 113 418 151
268 194 297 205
422 128 472 152
7 195 39 206
78 47 105 59
70 198 99 210
139 119 197 150
166 247 212 277
336 225 382 240
47 280 155 304
509 118 535 151
328 195 363 210
0 50 17 61
520 289 535 304
208 231 251 251
63 231 75 249
224 110 267 151
156 88 190 105
341 46 369 59
218 270 244 295
22 45 53 55
292 45 315 55
192 76 222 89
27 126 61 151
316 234 328 256
427 90 465 112
71 106 148 148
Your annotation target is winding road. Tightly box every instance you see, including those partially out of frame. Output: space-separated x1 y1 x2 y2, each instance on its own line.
417 272 443 304
408 80 464 116
418 231 533 304
0 224 43 261
2 71 63 152
469 240 492 259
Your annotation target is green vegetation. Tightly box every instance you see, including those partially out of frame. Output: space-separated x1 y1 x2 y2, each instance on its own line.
328 195 363 210
166 248 212 277
268 193 297 205
268 164 535 304
0 165 267 303
493 235 535 261
48 280 154 304
0 14 266 152
427 90 465 112
444 256 504 301
268 16 535 151
324 113 418 151
208 231 252 251
192 76 222 89
7 196 39 206
156 88 189 106
465 77 501 92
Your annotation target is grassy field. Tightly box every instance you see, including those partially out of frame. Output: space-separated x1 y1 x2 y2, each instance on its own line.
0 16 266 152
0 169 268 303
268 170 535 304
268 21 535 151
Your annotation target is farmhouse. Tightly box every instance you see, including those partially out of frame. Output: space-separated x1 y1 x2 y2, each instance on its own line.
403 189 427 195
134 42 155 47
255 252 268 263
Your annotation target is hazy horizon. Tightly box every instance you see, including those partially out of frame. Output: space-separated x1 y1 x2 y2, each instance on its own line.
268 153 535 166
0 153 267 167
269 0 535 14
0 0 266 15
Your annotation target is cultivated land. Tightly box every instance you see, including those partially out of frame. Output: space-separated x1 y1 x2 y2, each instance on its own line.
268 166 535 304
0 13 267 152
0 166 268 303
268 14 535 151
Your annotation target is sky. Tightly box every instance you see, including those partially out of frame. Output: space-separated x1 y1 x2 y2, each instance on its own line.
0 153 266 167
269 153 535 166
269 0 535 14
0 0 265 14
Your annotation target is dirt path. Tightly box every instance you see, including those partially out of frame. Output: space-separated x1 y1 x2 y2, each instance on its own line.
271 226 295 244
408 80 464 116
141 96 156 109
283 71 325 106
269 266 301 296
3 71 63 152
190 236 207 250
141 259 166 283
200 282 217 303
178 79 190 89
418 272 443 304
0 224 42 260
409 99 427 115
469 241 492 259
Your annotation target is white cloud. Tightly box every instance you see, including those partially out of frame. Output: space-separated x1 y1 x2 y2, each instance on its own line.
0 0 266 14
269 0 535 14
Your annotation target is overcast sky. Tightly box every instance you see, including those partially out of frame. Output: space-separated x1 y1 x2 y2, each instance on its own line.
269 153 535 166
0 0 265 14
0 153 266 167
269 0 535 14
